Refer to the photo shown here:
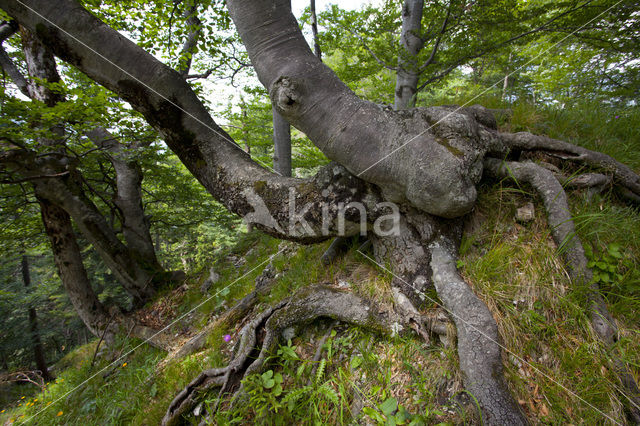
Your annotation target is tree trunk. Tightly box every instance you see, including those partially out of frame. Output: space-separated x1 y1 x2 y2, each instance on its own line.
394 0 425 110
86 128 162 273
310 0 322 59
176 3 201 77
502 52 512 101
34 176 156 305
272 105 292 177
7 2 640 424
38 197 115 339
20 254 53 381
18 26 160 304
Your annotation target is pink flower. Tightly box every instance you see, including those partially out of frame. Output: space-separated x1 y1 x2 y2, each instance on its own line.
223 334 232 342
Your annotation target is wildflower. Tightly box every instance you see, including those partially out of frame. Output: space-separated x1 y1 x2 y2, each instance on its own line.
1 409 5 413
122 362 127 367
33 399 37 402
223 334 232 342
20 397 25 400
615 115 620 119
57 411 63 416
47 402 52 406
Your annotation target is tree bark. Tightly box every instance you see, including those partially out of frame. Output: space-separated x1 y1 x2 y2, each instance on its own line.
394 0 425 110
176 2 201 77
20 254 53 381
1 0 391 239
272 105 292 177
86 128 162 274
38 197 114 339
15 26 164 304
310 0 322 59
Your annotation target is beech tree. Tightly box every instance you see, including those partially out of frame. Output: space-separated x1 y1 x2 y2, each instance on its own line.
0 0 639 424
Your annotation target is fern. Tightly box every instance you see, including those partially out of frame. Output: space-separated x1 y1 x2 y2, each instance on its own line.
282 385 312 411
315 358 326 385
318 382 339 406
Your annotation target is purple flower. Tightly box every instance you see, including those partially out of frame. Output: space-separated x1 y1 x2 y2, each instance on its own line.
615 115 620 119
223 334 232 342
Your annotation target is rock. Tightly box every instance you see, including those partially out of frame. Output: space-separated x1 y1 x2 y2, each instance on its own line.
200 267 220 294
193 402 203 417
516 202 535 222
200 279 212 294
255 263 275 290
226 254 246 268
209 267 220 283
336 280 350 289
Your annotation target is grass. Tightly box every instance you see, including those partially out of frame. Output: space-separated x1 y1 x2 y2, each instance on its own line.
1 101 639 425
459 179 639 424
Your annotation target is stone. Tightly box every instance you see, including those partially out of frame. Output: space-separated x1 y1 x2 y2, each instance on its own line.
200 267 220 294
516 202 535 222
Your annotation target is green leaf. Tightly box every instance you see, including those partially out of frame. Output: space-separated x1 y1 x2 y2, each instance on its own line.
363 407 386 423
350 355 363 370
380 397 398 416
296 364 306 378
263 379 275 389
273 384 283 396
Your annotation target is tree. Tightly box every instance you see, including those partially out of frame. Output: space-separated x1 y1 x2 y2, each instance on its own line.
20 254 52 381
1 0 639 424
318 0 640 108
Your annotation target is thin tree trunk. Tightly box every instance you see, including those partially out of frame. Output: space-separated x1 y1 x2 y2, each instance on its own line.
38 197 114 339
394 0 425 110
272 105 292 177
34 176 156 304
502 52 512 101
0 350 8 371
241 98 251 156
310 0 322 59
86 128 161 272
241 99 253 232
19 26 159 304
20 255 52 381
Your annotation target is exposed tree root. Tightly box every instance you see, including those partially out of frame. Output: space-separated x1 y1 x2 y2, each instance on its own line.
367 210 527 425
484 158 640 423
497 132 640 201
429 237 528 425
164 266 280 364
162 285 394 426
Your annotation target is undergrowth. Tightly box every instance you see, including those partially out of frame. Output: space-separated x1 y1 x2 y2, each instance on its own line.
1 101 639 425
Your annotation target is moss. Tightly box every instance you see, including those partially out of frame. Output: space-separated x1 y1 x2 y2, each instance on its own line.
436 137 464 157
253 180 267 192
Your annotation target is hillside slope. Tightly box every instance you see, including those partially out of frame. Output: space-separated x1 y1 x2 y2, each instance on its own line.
2 102 639 425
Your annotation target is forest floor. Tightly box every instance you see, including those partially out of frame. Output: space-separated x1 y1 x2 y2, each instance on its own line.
2 102 640 425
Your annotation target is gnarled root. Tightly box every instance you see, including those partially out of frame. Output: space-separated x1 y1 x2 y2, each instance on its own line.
430 238 528 425
369 212 527 425
497 132 640 203
484 158 640 423
162 285 395 426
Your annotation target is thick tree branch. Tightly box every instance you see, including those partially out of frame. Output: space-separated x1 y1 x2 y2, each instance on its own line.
0 0 397 238
0 45 30 96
